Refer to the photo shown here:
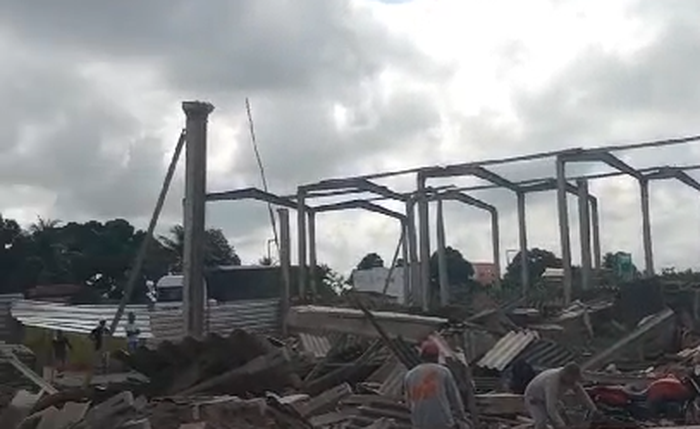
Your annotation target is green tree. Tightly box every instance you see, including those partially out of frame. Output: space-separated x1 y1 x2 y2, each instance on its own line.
356 252 384 270
504 248 562 287
159 225 241 272
428 246 475 305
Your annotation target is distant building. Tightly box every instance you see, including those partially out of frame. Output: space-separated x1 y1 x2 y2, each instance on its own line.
472 262 498 286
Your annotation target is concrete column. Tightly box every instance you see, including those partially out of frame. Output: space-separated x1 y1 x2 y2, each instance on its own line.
308 210 317 295
640 178 654 276
577 179 592 291
556 156 573 305
182 101 214 339
416 174 430 311
590 197 602 271
406 198 419 306
277 208 291 336
490 209 501 288
516 191 529 296
436 199 449 306
401 222 410 306
296 189 307 298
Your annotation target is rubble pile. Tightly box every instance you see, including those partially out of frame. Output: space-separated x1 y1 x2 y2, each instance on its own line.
3 282 700 428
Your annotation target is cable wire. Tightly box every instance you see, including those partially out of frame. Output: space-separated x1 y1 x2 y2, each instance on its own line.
245 98 280 261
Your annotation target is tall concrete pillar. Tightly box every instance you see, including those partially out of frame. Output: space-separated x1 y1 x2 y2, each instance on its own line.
436 199 449 306
277 208 291 336
556 156 573 305
182 101 214 339
490 209 501 288
296 189 307 298
307 210 317 295
406 198 419 306
590 198 602 271
640 178 654 276
516 191 529 296
577 179 592 291
416 174 430 311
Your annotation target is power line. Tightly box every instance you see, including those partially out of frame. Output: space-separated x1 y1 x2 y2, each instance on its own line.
245 98 280 260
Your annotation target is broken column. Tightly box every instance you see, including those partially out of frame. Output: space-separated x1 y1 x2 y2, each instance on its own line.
182 101 214 339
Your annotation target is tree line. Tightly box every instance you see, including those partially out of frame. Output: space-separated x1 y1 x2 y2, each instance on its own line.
0 215 239 301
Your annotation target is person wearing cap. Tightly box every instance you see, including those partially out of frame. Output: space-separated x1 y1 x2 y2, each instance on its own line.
403 340 468 429
524 362 598 429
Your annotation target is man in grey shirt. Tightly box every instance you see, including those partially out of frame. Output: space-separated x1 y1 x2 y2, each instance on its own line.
524 362 598 429
403 340 468 429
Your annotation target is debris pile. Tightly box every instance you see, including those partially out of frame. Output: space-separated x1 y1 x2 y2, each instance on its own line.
4 282 700 428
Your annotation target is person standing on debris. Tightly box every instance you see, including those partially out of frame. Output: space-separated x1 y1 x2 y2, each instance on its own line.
524 362 598 429
403 340 468 429
89 319 109 372
124 312 141 353
52 330 71 372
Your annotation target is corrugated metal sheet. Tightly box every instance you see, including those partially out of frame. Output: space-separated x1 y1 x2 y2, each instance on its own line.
150 298 280 343
517 339 575 370
378 360 408 398
477 330 539 371
11 300 154 338
12 298 281 344
297 333 332 358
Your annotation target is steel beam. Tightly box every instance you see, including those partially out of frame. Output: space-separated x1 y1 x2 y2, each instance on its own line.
309 199 409 303
418 166 521 309
520 178 600 290
298 179 410 300
577 179 592 291
206 188 299 208
428 189 502 294
557 150 642 305
637 167 700 277
436 199 449 306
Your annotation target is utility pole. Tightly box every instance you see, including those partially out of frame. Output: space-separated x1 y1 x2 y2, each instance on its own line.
182 101 214 339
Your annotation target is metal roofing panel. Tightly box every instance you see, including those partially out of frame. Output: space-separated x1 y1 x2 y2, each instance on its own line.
298 333 332 358
11 300 153 338
477 330 539 371
518 340 575 370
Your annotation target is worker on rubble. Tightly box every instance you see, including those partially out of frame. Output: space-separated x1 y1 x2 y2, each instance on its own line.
403 340 468 429
125 312 141 353
524 362 599 429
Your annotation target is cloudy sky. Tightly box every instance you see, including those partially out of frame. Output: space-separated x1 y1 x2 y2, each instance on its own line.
1 0 699 275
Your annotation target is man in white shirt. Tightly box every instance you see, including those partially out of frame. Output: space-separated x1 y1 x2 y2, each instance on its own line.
124 312 141 353
524 363 598 429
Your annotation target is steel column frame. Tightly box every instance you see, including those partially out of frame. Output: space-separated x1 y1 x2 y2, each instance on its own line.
297 178 409 299
428 189 502 304
639 166 700 275
519 178 601 291
204 188 310 305
310 199 410 303
556 150 643 305
417 165 523 310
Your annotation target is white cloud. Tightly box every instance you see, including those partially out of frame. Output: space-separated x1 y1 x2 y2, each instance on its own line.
0 0 698 276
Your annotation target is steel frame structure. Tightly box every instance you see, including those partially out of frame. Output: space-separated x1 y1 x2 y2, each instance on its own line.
309 199 410 302
427 189 501 305
296 178 413 297
556 149 643 304
519 178 602 289
416 165 526 310
204 187 304 317
641 166 700 273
